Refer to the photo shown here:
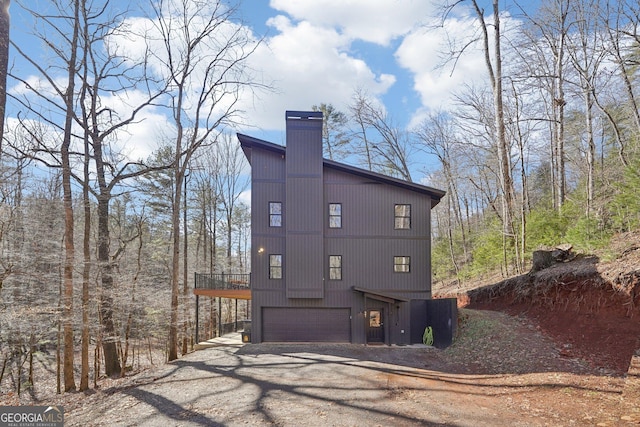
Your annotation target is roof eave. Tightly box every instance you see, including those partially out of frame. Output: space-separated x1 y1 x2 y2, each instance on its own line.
236 132 446 205
324 159 446 204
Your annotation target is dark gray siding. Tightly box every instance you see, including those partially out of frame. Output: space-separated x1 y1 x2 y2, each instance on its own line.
323 168 432 297
285 113 324 298
249 148 286 342
320 168 433 344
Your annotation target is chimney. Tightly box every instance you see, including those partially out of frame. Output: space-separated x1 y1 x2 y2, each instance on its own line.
285 110 323 173
284 110 325 299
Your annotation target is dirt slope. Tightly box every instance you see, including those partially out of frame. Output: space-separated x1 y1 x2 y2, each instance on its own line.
436 231 640 374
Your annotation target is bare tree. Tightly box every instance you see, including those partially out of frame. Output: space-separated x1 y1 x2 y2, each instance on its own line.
144 0 259 361
518 0 572 211
565 0 607 217
0 0 9 155
59 0 80 392
78 0 92 386
348 90 414 181
234 202 250 272
213 134 249 270
349 89 375 171
594 0 640 167
312 103 348 160
505 78 536 272
72 1 170 377
441 0 516 273
9 0 83 391
0 165 65 396
415 110 468 272
192 150 222 274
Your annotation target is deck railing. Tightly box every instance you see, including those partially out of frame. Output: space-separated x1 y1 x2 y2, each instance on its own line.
194 273 251 291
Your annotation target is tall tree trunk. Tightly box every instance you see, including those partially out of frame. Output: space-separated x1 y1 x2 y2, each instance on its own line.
61 0 80 392
491 0 514 257
567 0 603 217
122 220 142 377
445 165 468 261
169 172 182 361
79 0 91 392
472 0 515 272
80 165 90 389
182 173 189 355
97 195 121 376
584 89 596 217
554 2 568 211
168 144 183 362
446 194 460 278
0 0 9 157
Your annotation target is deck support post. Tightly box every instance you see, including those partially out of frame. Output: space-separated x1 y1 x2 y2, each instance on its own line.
195 294 199 344
218 297 222 337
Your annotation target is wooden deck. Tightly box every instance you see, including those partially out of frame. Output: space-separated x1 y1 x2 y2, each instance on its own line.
194 288 251 300
194 273 251 300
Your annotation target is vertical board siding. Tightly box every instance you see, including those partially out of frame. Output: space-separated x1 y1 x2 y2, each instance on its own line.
249 147 288 343
323 167 432 301
285 234 324 298
251 182 285 233
285 113 324 298
252 149 286 180
285 178 323 231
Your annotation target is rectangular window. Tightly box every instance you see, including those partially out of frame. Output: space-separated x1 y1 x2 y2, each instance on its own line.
269 202 282 227
329 255 342 280
394 204 411 229
394 256 410 273
269 254 283 279
329 203 342 228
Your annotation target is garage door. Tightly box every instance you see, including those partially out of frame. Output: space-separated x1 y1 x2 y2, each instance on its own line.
262 308 351 342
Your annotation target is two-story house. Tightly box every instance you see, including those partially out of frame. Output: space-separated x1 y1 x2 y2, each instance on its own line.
238 110 446 345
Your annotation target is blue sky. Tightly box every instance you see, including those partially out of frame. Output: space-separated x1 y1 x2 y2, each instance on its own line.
236 0 449 140
226 0 529 143
7 0 527 170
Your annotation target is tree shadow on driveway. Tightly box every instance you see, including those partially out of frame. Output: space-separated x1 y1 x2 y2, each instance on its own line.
109 343 623 427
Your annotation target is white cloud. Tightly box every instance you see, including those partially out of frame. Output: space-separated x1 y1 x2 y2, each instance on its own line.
269 0 435 46
85 87 176 163
398 17 486 110
9 75 65 99
239 189 251 207
103 1 447 135
115 110 173 162
396 8 522 128
234 15 396 131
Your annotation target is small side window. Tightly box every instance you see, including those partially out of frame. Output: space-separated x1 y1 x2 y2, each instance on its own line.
393 256 410 273
329 203 342 228
269 254 283 279
329 255 342 280
394 204 411 229
269 202 282 227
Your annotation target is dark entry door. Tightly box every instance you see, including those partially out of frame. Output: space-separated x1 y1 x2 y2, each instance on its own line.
367 309 384 343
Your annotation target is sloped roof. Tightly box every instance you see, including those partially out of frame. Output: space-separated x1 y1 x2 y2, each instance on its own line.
237 133 445 206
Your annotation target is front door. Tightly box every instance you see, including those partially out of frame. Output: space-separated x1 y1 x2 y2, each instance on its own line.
367 309 385 344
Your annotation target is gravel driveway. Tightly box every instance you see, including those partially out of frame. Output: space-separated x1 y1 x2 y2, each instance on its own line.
63 327 636 427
